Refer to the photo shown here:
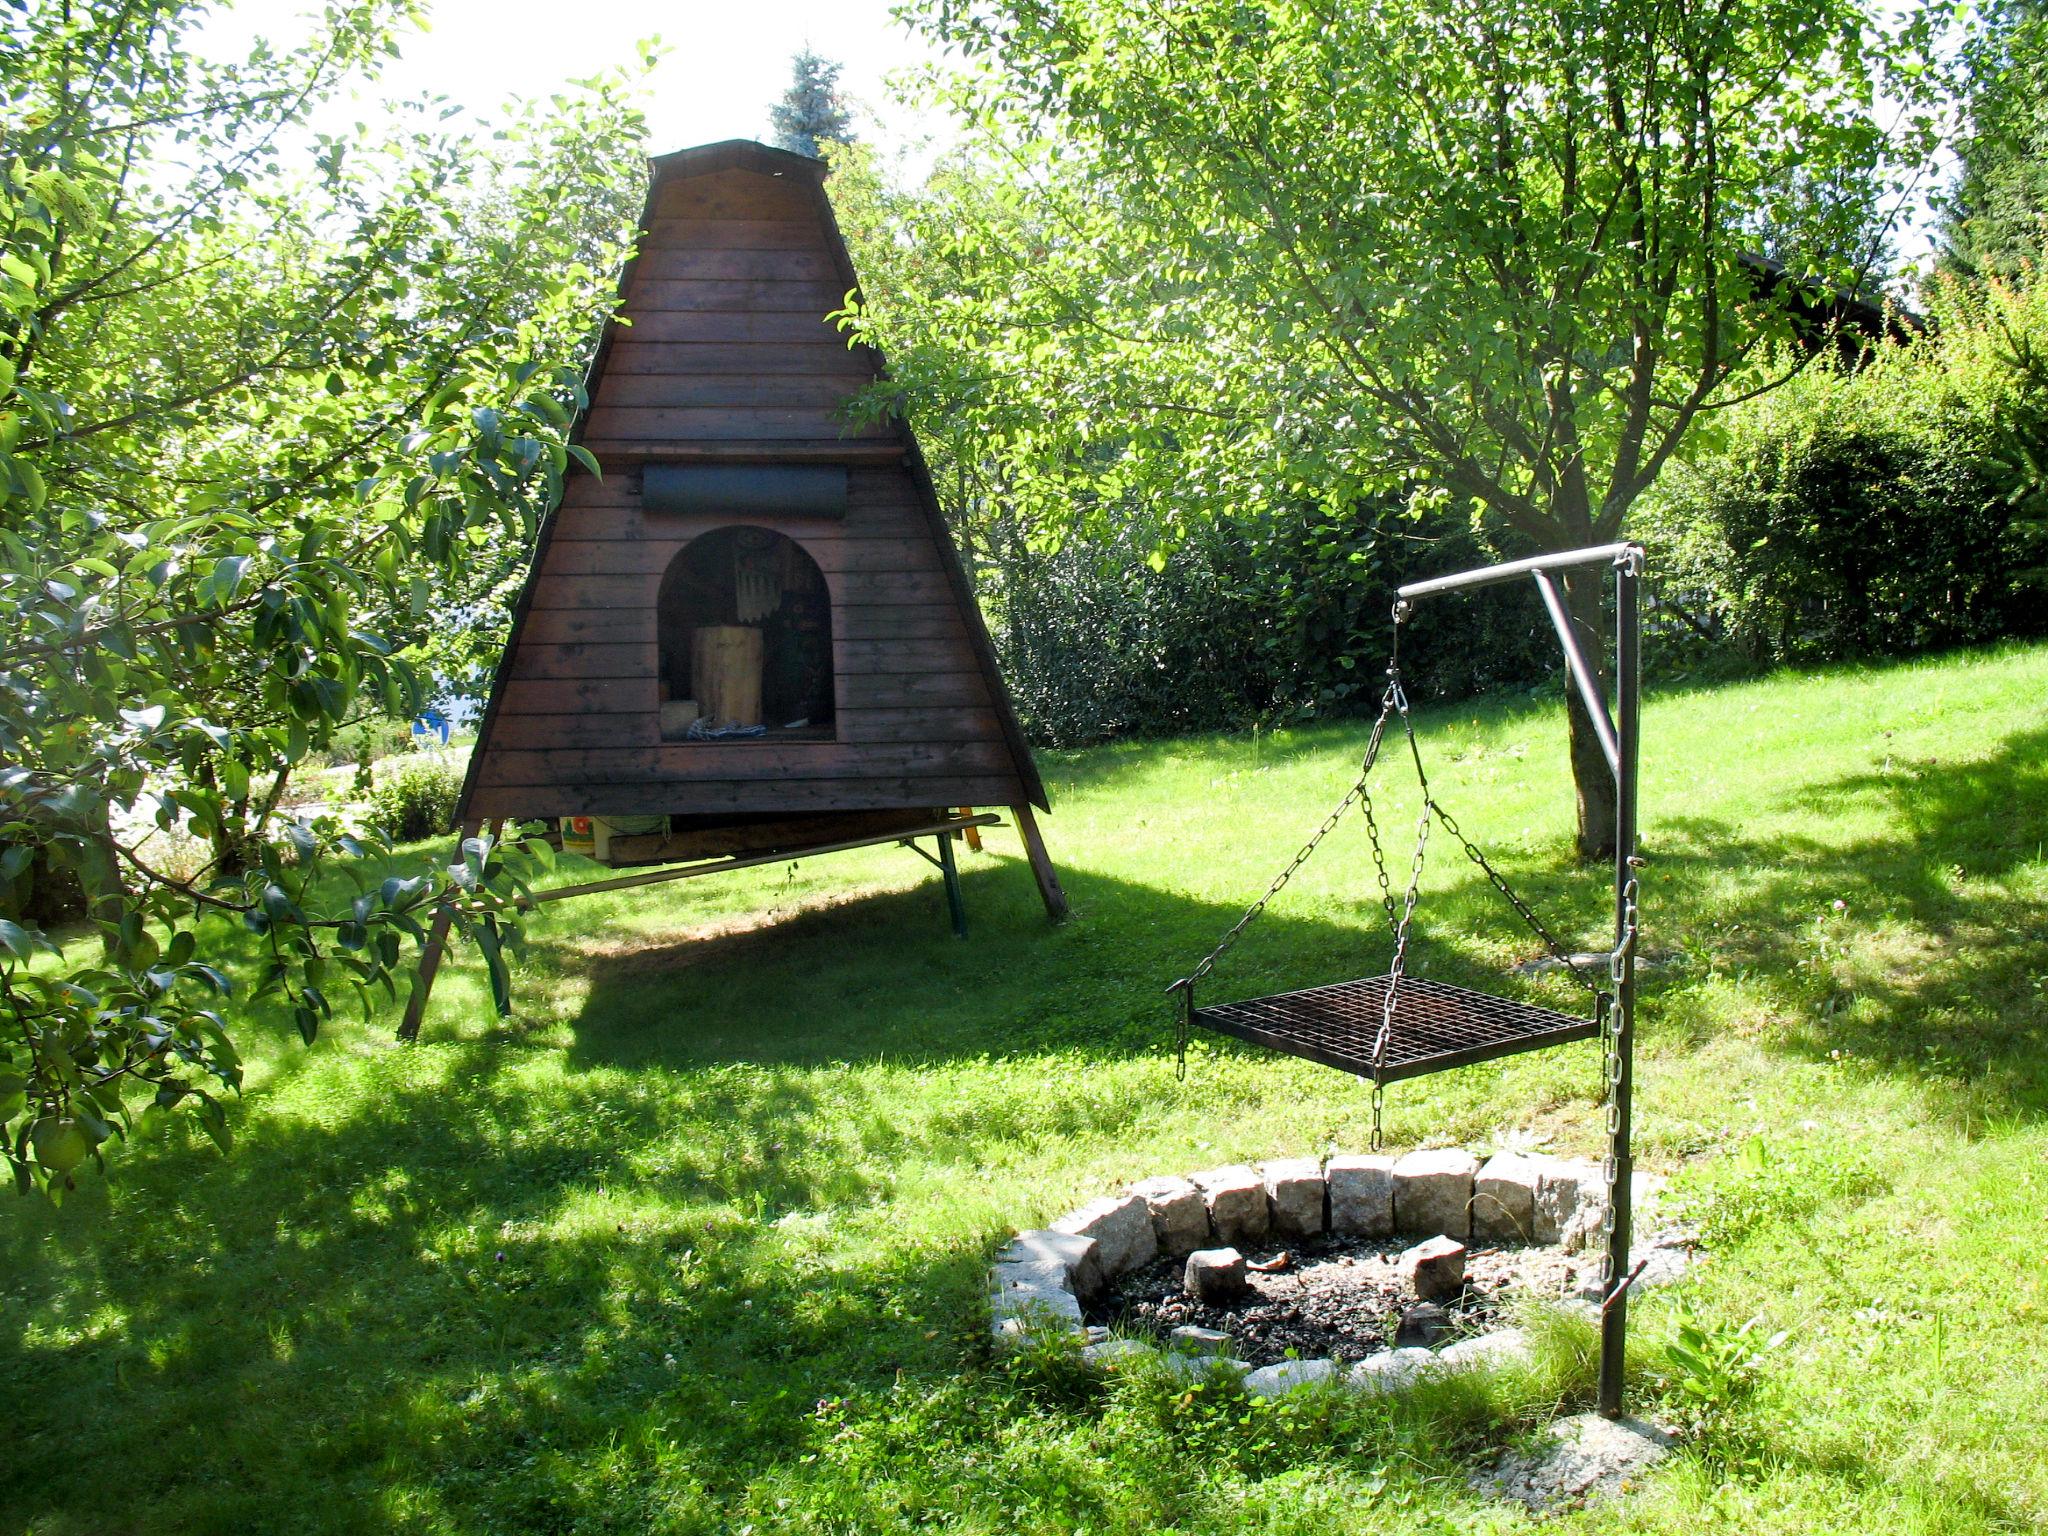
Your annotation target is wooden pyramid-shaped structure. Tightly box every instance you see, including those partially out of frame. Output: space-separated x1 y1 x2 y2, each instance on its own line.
455 139 1063 910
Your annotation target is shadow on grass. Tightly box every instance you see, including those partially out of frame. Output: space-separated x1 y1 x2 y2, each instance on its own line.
1640 720 2048 1117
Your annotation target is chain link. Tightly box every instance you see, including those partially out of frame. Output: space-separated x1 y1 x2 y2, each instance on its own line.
1173 684 1401 993
1430 799 1606 996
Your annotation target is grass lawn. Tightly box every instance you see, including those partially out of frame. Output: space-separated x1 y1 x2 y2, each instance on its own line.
4 641 2046 1534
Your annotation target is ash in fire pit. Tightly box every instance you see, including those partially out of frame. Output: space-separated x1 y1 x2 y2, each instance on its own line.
1090 1232 1590 1369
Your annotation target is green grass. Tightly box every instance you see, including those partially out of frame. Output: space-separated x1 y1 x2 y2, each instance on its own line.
5 641 2047 1534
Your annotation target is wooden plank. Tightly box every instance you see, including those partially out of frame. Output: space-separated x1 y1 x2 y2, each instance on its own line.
499 635 971 684
641 218 822 250
525 574 664 610
631 249 840 282
473 740 1018 789
837 671 993 708
833 605 970 641
513 608 656 646
593 374 865 410
556 498 921 544
538 537 935 579
601 340 870 376
573 441 904 464
518 568 964 612
835 707 1009 744
836 638 986 674
651 171 817 220
495 677 659 714
484 712 658 751
483 706 1008 752
833 570 961 604
505 642 650 680
580 405 890 441
620 278 851 313
469 775 1029 820
614 310 846 344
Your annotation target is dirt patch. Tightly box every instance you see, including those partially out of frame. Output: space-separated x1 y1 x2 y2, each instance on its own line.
1089 1234 1594 1368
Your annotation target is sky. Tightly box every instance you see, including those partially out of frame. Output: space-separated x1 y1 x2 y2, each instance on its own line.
202 0 1945 279
201 0 953 161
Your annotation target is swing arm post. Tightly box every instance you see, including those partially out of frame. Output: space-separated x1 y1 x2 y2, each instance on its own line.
1598 549 1644 1419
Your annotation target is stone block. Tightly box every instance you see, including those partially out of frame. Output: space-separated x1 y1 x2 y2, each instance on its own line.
1396 1301 1450 1345
1053 1193 1159 1278
1184 1246 1250 1303
1438 1327 1534 1373
1473 1151 1542 1243
1169 1325 1232 1355
1261 1157 1327 1238
1128 1175 1212 1255
1349 1347 1440 1393
999 1229 1104 1298
1241 1357 1341 1397
1531 1157 1597 1244
990 1283 1084 1348
989 1258 1071 1296
1191 1165 1271 1245
1472 1411 1673 1512
1393 1149 1479 1239
1164 1351 1251 1383
1081 1338 1156 1369
1326 1153 1396 1236
1397 1234 1468 1300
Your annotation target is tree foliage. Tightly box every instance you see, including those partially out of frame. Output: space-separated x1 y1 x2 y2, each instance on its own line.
880 0 1944 853
770 48 855 157
0 0 647 1196
1941 0 2048 284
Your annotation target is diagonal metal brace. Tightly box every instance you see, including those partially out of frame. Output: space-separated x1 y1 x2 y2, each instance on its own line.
1531 569 1620 778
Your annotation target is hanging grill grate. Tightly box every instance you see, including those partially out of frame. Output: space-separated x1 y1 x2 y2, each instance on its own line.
1190 974 1599 1085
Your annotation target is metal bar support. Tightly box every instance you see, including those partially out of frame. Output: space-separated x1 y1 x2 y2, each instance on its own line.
937 831 967 939
519 814 1000 906
1532 570 1621 777
1396 542 1639 602
1598 549 1643 1419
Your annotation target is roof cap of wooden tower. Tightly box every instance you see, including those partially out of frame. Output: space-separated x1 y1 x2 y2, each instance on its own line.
649 139 828 185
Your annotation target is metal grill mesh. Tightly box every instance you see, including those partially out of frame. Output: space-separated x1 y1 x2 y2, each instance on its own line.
1192 974 1598 1084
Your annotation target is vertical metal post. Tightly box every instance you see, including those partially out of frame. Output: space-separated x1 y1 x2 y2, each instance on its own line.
937 831 967 939
1598 550 1643 1418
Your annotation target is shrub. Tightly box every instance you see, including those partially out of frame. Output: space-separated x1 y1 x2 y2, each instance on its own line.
1638 267 2048 666
983 502 1558 748
365 753 464 842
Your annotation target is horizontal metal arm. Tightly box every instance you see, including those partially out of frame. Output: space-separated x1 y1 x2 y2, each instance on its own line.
1396 543 1640 603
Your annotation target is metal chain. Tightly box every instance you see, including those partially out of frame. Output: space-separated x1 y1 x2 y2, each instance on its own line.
1598 876 1640 1286
1428 797 1606 996
1173 684 1401 993
1367 786 1432 1151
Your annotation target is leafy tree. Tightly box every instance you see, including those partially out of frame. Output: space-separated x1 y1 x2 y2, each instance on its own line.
1941 0 2048 283
769 48 855 157
889 0 1943 855
0 0 648 1196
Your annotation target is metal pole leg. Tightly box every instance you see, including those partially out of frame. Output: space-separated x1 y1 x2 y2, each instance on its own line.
937 831 967 939
1598 551 1643 1419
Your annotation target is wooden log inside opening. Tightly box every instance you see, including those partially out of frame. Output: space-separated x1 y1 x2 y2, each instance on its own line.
690 625 764 728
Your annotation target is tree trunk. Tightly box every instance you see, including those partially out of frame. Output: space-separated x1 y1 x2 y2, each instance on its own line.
1560 568 1618 862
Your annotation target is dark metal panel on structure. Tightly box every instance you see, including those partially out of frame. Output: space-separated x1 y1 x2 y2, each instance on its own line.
642 463 846 518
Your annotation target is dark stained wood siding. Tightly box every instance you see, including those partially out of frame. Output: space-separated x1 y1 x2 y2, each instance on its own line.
463 155 1041 824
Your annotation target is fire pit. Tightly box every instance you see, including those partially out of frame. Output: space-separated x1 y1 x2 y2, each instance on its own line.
989 1148 1682 1397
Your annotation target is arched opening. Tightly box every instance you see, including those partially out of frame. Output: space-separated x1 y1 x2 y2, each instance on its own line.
657 527 835 742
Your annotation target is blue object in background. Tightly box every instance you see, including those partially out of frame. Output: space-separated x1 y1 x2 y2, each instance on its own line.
412 707 450 746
